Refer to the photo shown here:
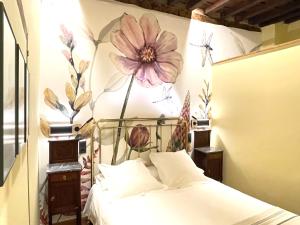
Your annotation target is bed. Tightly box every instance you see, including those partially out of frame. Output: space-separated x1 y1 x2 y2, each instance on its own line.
83 117 300 225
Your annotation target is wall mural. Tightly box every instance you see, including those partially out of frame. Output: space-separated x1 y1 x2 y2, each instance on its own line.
39 0 261 223
39 13 186 225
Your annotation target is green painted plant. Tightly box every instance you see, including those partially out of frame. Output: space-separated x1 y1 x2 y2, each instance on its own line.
198 80 211 119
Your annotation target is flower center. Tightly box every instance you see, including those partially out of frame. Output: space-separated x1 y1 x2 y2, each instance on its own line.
139 46 156 63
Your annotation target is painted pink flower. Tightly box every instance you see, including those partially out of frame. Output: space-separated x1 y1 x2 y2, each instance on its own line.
110 14 183 87
60 24 75 49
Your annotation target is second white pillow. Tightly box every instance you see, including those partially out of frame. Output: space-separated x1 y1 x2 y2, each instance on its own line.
149 150 205 188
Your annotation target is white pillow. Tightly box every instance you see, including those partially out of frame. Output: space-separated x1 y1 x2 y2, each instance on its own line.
146 165 161 181
149 150 205 188
98 159 165 198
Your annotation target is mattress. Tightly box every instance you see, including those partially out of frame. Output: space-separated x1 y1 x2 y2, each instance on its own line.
83 178 300 225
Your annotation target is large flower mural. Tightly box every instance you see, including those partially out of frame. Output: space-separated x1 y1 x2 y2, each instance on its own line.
110 13 183 87
109 13 183 164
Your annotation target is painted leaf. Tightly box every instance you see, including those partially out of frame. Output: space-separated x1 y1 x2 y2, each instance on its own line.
74 91 92 110
199 104 204 111
69 63 76 75
81 185 90 191
79 76 86 90
79 118 96 138
97 13 126 43
58 103 70 118
81 170 90 176
104 72 129 92
71 74 78 88
208 93 212 101
40 118 50 137
44 88 59 109
81 177 90 184
79 60 90 74
65 82 76 104
83 25 95 42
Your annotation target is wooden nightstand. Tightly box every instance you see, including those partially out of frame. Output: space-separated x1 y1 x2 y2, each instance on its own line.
193 129 211 148
47 162 82 225
192 147 223 182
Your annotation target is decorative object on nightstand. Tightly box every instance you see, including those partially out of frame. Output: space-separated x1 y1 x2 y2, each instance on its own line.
192 147 223 182
47 138 82 225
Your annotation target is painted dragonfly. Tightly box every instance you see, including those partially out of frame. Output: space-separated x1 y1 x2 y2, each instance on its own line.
152 85 173 103
190 31 214 67
152 85 178 115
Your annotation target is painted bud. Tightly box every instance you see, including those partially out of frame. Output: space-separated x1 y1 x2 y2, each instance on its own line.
127 124 150 148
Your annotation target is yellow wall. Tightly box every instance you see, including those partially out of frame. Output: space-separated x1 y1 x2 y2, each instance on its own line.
0 0 40 225
261 21 300 48
212 43 300 214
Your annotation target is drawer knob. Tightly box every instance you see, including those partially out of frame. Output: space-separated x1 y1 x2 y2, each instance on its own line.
50 196 55 202
62 175 67 181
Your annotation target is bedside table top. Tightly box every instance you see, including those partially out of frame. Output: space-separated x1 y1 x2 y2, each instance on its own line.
194 146 223 153
47 162 82 174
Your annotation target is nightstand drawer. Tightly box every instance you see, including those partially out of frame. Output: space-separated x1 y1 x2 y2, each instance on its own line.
49 172 78 182
49 179 80 214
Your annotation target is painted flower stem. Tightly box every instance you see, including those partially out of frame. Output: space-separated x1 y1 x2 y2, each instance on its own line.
111 74 135 164
88 44 99 114
69 49 81 124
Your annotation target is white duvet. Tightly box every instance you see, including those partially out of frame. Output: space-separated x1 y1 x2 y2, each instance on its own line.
83 178 300 225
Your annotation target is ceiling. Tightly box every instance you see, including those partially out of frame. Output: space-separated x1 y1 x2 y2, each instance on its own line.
114 0 300 31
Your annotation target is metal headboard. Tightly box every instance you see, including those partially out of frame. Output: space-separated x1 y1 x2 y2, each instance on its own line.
89 117 189 184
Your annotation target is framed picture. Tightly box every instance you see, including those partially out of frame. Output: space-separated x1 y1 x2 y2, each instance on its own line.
0 2 17 186
16 45 26 154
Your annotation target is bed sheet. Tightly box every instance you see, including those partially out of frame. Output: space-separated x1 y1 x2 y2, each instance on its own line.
83 178 299 225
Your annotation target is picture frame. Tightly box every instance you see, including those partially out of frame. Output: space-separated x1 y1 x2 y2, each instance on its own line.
16 44 26 154
0 2 18 186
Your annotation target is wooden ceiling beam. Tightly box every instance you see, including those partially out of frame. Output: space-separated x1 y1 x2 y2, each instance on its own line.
259 9 300 27
225 0 263 17
114 0 191 18
236 0 291 22
192 10 261 31
285 14 300 24
167 0 180 5
188 0 203 10
204 0 233 14
249 1 300 25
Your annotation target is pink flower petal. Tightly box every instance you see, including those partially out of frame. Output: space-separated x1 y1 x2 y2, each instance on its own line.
139 14 161 45
156 51 183 73
154 62 178 83
135 64 162 87
155 31 177 55
109 53 140 75
111 31 138 60
121 14 145 50
62 50 71 60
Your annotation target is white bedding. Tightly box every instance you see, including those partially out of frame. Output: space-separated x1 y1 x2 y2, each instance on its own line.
83 178 300 225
